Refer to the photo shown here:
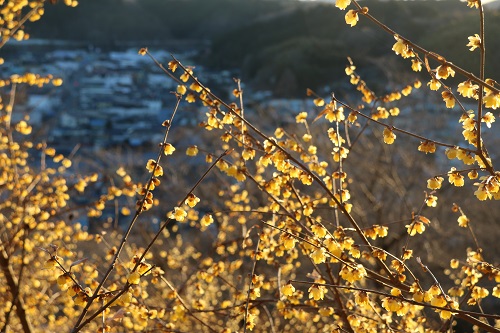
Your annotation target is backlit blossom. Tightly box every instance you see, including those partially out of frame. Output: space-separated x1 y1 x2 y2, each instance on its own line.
280 233 297 250
427 176 444 190
325 106 345 122
169 207 187 222
418 141 436 154
426 195 438 207
427 79 441 91
127 271 141 285
345 10 359 27
282 283 295 297
336 0 351 10
186 145 199 156
406 221 426 236
481 112 495 128
435 64 455 80
200 214 214 227
457 215 469 227
484 93 500 109
392 36 412 58
296 112 308 123
383 128 396 144
176 84 187 95
467 34 481 51
310 247 328 264
442 91 455 108
185 193 200 208
467 0 479 8
448 168 465 187
457 80 478 98
163 143 176 155
411 59 422 72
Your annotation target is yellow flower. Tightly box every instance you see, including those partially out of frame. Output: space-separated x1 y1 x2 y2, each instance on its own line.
468 170 478 179
467 0 479 8
345 10 359 27
462 116 476 131
168 60 178 72
392 37 412 58
336 0 351 10
457 80 479 98
340 265 362 283
346 112 357 124
471 286 489 299
138 47 147 56
492 286 500 298
127 271 141 285
448 168 464 187
382 297 404 312
296 111 308 123
445 147 459 159
169 207 187 222
199 214 213 227
355 291 369 308
442 91 455 108
313 98 325 107
406 221 425 236
481 112 495 128
401 85 412 96
185 193 200 208
310 247 328 264
418 141 436 154
186 145 199 156
274 127 284 139
281 283 295 297
435 64 455 80
121 207 131 216
163 143 176 155
389 107 400 116
383 128 396 144
57 273 72 289
411 59 422 72
281 233 297 250
177 84 188 95
75 179 87 193
484 93 500 109
345 65 356 75
457 215 469 227
474 184 490 200
52 78 63 86
146 159 157 172
308 284 327 300
242 148 256 160
427 79 441 91
426 195 438 207
74 291 89 306
467 34 481 51
311 224 327 238
325 106 345 122
15 120 32 135
332 147 349 162
180 70 192 82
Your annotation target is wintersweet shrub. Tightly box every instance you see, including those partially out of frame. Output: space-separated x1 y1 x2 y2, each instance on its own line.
1 0 500 332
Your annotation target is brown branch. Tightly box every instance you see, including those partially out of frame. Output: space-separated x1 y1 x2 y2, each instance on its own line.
0 249 33 333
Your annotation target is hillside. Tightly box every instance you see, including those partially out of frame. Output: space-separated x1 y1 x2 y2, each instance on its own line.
207 1 500 95
29 0 500 96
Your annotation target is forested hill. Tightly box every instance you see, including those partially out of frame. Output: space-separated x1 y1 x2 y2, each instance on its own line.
30 0 295 42
207 1 500 95
31 0 500 96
